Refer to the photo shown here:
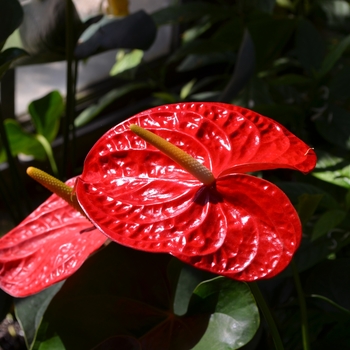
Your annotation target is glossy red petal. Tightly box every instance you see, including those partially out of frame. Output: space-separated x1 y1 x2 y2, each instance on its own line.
76 175 226 255
76 102 313 263
0 178 107 297
175 174 301 281
141 103 317 175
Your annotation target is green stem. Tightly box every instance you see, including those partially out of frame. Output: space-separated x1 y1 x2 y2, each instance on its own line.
62 0 77 180
291 260 310 350
0 105 25 222
35 134 58 177
311 294 350 315
249 282 285 350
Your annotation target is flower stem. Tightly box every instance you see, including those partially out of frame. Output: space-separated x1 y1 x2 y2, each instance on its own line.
249 282 285 350
130 124 215 185
35 134 58 177
291 260 310 350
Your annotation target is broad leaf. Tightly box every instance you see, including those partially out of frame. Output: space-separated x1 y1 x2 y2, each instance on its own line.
0 119 46 162
28 90 64 142
15 283 64 349
190 278 259 350
110 49 144 76
75 11 156 59
312 151 350 188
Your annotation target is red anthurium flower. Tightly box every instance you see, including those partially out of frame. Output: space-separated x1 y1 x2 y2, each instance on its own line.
0 102 316 297
0 177 107 297
76 102 317 281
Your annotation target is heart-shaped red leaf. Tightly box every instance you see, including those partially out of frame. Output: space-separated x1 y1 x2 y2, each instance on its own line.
175 174 301 280
76 102 316 279
0 178 107 297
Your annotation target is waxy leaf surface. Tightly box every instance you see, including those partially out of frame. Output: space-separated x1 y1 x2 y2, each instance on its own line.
0 178 107 297
76 102 317 281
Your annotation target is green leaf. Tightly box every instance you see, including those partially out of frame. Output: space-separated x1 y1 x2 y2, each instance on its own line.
276 0 294 10
74 83 148 128
190 277 259 350
0 48 27 80
28 90 64 142
318 33 350 78
173 265 212 316
14 282 64 349
110 49 144 76
180 79 196 100
312 151 350 189
75 11 156 59
0 0 23 46
295 19 325 75
296 194 324 226
38 335 66 350
311 209 346 241
0 119 46 162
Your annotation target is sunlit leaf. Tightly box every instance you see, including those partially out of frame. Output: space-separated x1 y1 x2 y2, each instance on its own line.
74 83 148 128
28 90 64 142
312 151 350 188
0 119 46 162
110 49 144 76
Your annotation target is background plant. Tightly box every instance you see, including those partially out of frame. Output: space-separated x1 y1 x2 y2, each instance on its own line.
1 0 350 349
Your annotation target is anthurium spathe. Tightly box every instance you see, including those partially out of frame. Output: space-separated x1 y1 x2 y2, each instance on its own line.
0 177 107 297
76 102 317 281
